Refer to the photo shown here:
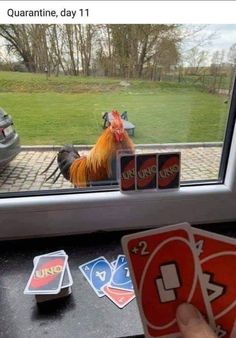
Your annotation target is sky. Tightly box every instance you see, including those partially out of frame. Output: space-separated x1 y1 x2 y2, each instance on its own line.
201 24 236 49
209 25 236 49
182 24 236 57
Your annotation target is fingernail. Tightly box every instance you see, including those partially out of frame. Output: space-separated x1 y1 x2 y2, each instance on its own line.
176 303 202 326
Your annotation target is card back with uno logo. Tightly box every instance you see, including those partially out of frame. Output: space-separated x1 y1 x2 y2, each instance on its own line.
120 154 136 191
193 228 236 338
158 153 180 190
136 154 157 190
33 250 73 289
24 255 68 294
122 223 215 338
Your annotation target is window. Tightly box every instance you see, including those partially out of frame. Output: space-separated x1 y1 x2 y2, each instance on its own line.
0 24 235 194
0 2 236 239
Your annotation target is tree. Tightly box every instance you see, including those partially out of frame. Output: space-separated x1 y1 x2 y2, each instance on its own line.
97 24 181 79
227 43 236 95
185 47 209 74
0 24 37 72
0 24 53 74
210 50 225 94
228 43 236 66
0 24 182 80
77 25 95 76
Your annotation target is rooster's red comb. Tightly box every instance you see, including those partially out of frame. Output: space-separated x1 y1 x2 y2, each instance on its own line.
110 110 122 127
111 110 121 119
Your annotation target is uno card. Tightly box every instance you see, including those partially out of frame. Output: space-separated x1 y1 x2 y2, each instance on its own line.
34 251 73 288
33 250 66 265
157 153 180 190
79 256 113 297
122 223 215 338
110 255 134 291
119 154 136 191
24 254 68 295
193 228 236 338
102 285 135 309
111 260 117 268
113 255 126 269
136 154 157 190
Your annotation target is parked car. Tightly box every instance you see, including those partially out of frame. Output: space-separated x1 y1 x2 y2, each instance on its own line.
0 107 20 167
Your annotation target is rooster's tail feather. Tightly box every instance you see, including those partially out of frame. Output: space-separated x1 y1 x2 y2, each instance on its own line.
57 145 80 180
42 145 80 183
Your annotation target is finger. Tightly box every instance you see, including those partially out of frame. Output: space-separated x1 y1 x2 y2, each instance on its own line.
176 303 216 338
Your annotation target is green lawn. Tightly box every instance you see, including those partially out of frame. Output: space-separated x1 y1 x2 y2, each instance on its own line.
0 71 229 145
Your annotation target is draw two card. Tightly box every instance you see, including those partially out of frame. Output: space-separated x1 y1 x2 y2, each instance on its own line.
122 223 215 338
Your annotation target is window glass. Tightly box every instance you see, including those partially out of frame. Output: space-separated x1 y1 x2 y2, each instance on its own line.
0 24 235 195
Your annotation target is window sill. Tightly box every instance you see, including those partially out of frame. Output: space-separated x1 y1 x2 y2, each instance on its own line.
0 183 235 240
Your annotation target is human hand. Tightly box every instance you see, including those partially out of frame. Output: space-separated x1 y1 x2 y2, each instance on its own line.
176 303 217 338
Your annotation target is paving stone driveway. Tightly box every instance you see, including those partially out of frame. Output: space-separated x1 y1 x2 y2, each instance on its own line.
0 144 222 193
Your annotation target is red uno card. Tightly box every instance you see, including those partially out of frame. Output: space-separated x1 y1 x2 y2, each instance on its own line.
193 228 236 338
102 285 135 309
120 154 136 191
24 255 68 295
158 153 180 190
136 154 157 190
122 223 215 338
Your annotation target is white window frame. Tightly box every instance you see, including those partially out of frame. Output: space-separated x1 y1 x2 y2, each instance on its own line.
1 2 236 239
0 118 236 240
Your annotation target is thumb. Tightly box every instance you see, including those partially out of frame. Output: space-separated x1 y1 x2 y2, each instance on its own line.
176 303 216 338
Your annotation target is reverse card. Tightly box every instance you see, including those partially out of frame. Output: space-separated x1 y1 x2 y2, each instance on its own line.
119 154 136 191
102 285 135 309
110 255 134 291
193 228 236 338
24 254 68 295
122 223 215 338
158 153 180 190
79 256 113 297
136 154 157 190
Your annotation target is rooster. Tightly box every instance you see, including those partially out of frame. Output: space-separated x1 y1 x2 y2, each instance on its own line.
44 110 135 187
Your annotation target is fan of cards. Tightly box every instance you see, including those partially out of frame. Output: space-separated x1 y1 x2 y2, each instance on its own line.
119 152 181 192
24 250 73 303
122 222 236 338
79 255 135 309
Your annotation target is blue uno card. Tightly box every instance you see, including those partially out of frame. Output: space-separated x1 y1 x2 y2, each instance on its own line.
110 255 134 291
79 256 113 297
111 260 116 268
114 255 126 269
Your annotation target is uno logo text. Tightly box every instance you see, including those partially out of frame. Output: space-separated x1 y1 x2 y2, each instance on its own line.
35 265 62 279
